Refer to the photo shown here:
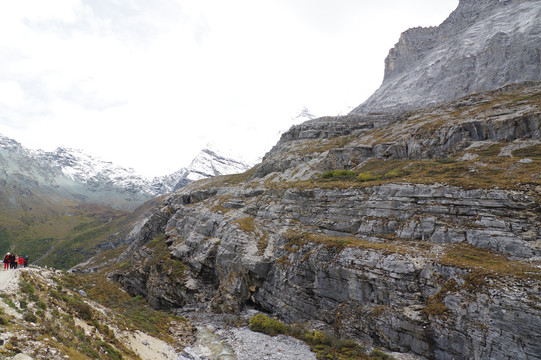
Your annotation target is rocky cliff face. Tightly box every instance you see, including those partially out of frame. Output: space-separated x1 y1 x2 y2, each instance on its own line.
107 2 541 358
111 82 541 360
351 0 541 114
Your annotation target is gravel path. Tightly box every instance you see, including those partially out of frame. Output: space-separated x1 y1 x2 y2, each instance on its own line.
179 325 316 360
0 269 19 293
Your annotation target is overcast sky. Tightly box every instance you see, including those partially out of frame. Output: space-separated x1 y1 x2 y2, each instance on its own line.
0 0 458 177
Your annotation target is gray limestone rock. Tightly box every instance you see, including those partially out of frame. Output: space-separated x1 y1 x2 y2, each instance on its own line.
111 173 541 359
350 0 541 114
108 18 541 360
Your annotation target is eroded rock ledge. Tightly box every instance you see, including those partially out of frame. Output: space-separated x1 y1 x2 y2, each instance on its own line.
111 178 540 359
111 83 541 360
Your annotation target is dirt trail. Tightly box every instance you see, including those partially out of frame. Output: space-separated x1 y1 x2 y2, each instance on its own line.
0 269 18 293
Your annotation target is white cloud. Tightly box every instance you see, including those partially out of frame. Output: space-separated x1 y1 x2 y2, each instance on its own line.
0 0 458 177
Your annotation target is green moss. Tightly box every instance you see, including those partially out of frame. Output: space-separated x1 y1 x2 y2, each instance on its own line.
23 311 38 323
322 170 357 179
441 244 541 282
249 314 287 336
308 154 541 191
477 144 503 157
369 349 396 359
383 168 410 179
1 296 17 310
357 171 379 182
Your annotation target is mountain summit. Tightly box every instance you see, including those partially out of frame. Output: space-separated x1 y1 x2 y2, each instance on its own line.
173 148 253 190
351 0 541 114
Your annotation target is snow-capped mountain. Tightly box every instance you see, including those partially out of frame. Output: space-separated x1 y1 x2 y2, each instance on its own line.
34 147 157 197
172 148 254 190
292 107 316 124
0 134 252 210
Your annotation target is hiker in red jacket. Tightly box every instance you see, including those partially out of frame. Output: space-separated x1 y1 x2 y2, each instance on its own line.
3 252 9 270
18 255 24 268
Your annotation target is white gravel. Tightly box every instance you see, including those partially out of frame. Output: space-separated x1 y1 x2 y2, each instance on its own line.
224 327 316 360
179 325 316 360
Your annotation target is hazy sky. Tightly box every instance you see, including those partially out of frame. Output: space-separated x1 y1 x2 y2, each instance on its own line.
0 0 458 177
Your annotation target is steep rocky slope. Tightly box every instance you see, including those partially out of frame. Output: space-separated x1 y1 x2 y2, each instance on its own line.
110 82 541 360
351 0 541 114
0 267 194 359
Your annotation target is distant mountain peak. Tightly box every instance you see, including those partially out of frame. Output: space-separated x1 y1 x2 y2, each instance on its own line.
0 134 252 210
293 107 316 123
172 147 253 190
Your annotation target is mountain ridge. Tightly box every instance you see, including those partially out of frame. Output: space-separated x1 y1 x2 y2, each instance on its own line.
0 135 252 210
351 0 541 114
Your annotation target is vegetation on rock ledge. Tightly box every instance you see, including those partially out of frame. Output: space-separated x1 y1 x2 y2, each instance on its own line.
249 314 395 360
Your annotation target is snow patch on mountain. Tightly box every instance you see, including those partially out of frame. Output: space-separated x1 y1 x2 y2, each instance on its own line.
1 133 253 210
33 147 156 196
173 148 254 190
292 107 317 124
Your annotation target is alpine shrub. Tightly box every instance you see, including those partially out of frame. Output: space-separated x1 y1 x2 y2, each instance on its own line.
357 171 379 182
322 170 357 179
249 314 287 336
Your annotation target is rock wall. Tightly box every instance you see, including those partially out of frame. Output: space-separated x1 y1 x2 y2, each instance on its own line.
350 0 541 114
111 179 541 359
259 82 541 179
111 83 541 360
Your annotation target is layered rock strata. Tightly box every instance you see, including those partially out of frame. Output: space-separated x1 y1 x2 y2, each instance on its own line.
112 83 541 360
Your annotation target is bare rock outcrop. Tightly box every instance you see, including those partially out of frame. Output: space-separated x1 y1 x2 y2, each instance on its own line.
109 82 541 359
350 0 541 114
112 179 541 359
108 1 541 356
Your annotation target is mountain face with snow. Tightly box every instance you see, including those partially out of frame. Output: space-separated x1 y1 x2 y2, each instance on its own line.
173 149 253 190
0 135 252 210
351 0 541 114
34 147 158 206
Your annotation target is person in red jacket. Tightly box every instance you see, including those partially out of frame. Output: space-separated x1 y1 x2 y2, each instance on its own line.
18 255 24 268
3 252 9 270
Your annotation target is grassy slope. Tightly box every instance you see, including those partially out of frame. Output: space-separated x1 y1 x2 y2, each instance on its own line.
0 203 129 269
0 268 193 359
